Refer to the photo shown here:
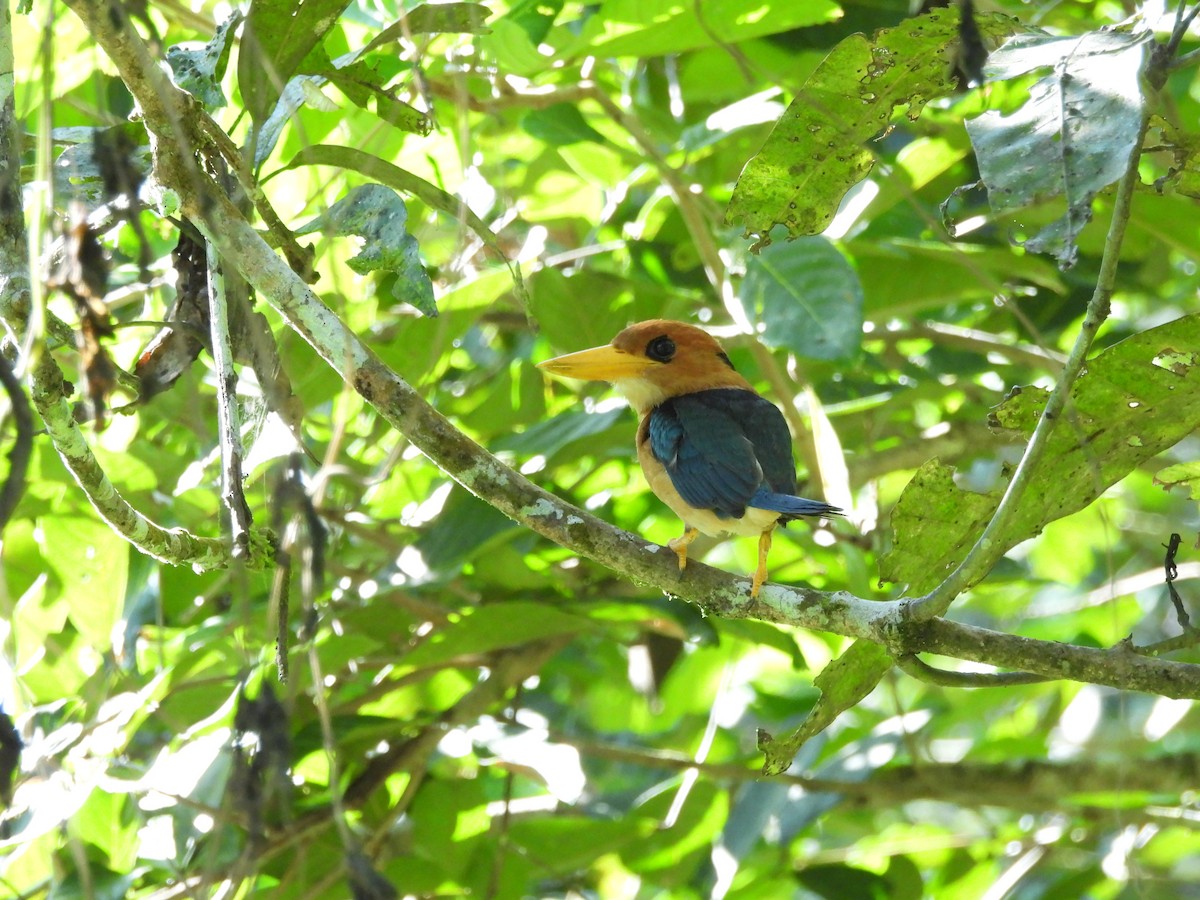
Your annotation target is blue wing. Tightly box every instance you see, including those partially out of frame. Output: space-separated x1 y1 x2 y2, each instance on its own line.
647 388 837 521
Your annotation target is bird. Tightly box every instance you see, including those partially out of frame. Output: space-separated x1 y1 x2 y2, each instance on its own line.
538 319 841 597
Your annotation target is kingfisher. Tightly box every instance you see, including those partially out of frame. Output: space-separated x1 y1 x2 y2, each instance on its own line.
538 319 840 598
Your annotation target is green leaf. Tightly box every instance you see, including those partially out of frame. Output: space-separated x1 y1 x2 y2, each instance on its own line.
726 7 1022 246
5 518 53 618
522 103 607 146
401 602 592 668
758 639 892 776
965 29 1151 268
529 268 669 354
40 867 135 900
852 239 1065 315
324 65 432 137
295 184 436 315
483 16 555 76
886 855 926 900
744 236 863 361
239 0 352 124
799 863 892 900
622 779 728 872
507 0 562 43
494 407 626 461
415 489 519 572
715 618 806 669
409 779 489 878
509 816 652 874
406 2 492 34
556 0 840 59
363 2 494 54
285 145 518 298
879 459 999 592
1146 115 1200 200
40 516 129 651
53 127 151 205
70 789 140 871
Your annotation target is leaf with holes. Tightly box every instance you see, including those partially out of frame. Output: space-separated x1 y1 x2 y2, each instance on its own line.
726 7 1023 248
965 28 1151 268
1156 461 1200 500
758 639 892 776
881 314 1200 590
296 184 436 316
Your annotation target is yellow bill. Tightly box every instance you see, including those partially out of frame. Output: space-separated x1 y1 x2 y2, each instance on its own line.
537 344 657 382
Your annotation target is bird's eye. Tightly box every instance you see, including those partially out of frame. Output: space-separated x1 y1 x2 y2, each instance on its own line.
646 335 676 362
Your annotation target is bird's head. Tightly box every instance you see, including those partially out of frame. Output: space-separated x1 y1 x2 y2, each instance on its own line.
538 319 751 413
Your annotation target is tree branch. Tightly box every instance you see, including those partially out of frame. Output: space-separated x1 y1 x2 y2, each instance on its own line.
25 348 274 568
893 618 1200 698
61 0 1200 699
0 255 270 569
568 736 1200 815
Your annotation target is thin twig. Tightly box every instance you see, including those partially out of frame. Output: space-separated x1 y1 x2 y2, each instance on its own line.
1167 2 1200 57
304 636 357 857
1169 46 1200 70
195 114 314 279
0 353 33 530
881 322 1068 372
1129 630 1200 656
206 243 253 558
1164 532 1192 629
895 653 1051 687
564 734 1200 810
1124 540 1200 654
29 336 272 567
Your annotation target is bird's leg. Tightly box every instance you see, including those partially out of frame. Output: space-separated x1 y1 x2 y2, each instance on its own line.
751 527 774 598
667 526 699 570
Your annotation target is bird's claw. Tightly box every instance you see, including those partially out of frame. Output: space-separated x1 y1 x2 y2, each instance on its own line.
750 572 765 599
667 527 699 571
751 528 773 599
669 544 688 570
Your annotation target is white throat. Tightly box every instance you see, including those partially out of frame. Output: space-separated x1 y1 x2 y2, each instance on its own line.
613 378 667 415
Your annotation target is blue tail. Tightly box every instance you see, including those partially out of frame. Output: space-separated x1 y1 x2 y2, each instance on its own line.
750 489 842 520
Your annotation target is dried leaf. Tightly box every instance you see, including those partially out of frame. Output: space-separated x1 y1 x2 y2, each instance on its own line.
49 217 116 429
136 232 210 399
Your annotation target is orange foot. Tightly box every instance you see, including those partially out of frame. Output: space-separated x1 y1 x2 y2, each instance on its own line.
667 527 699 570
750 527 774 598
